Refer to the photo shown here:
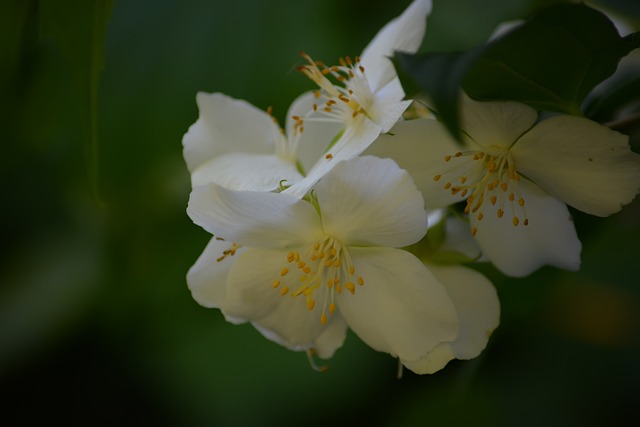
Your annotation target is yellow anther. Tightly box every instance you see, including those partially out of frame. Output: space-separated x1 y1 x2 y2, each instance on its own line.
497 209 504 218
272 280 280 288
287 251 295 262
509 193 515 202
513 217 520 226
444 182 452 189
280 267 289 276
280 286 289 296
472 226 478 236
297 261 306 269
330 247 337 256
444 155 452 162
345 282 355 294
501 182 508 191
433 174 442 181
357 276 364 286
307 300 315 311
460 176 467 184
518 198 525 207
325 259 332 268
325 153 333 160
490 196 497 205
333 259 340 268
327 278 333 288
320 313 327 325
329 303 336 313
455 152 463 157
477 213 484 221
336 284 342 294
303 266 311 274
349 266 355 275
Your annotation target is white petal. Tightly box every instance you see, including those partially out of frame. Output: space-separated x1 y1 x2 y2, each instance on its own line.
191 152 303 191
283 118 382 198
472 179 582 277
187 183 322 248
460 93 538 149
337 247 458 362
402 265 500 374
224 248 331 350
366 118 466 209
513 115 640 216
182 92 279 172
316 156 428 248
186 237 245 308
360 0 431 92
439 214 484 261
285 92 344 174
311 313 349 359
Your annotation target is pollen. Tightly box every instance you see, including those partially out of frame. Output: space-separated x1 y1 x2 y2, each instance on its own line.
270 236 363 325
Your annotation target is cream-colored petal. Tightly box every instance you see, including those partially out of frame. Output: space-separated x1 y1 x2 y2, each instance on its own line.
513 115 640 216
311 313 348 359
187 183 322 248
471 179 581 277
360 0 431 93
366 118 466 209
316 156 428 248
191 152 303 191
460 93 538 149
182 92 279 172
283 118 382 198
224 248 330 351
337 247 458 362
186 237 246 309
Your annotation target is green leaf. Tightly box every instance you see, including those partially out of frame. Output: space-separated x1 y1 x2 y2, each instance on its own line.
394 49 484 140
39 0 114 206
395 2 640 139
464 3 640 115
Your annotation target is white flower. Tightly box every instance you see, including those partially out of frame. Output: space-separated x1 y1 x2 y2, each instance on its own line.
186 155 460 368
182 91 341 191
283 0 432 198
368 94 640 276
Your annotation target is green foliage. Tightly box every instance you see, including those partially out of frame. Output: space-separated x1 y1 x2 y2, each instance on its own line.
396 2 640 138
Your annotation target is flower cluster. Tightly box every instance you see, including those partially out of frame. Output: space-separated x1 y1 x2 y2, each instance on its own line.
183 0 640 375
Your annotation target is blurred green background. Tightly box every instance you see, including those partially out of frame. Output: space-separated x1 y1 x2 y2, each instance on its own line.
2 0 640 425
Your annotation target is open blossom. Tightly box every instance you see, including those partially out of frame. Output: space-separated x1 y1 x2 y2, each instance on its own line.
182 91 341 191
187 155 462 371
283 0 432 198
368 93 640 276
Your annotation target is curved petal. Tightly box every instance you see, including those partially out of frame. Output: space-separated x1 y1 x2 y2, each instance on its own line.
513 115 640 216
283 118 381 198
285 92 344 174
182 92 279 172
187 183 322 248
191 152 302 191
337 247 458 362
186 237 246 308
460 93 538 149
360 0 431 92
471 179 581 277
366 118 465 209
311 312 349 359
224 248 330 350
402 265 500 374
316 156 428 248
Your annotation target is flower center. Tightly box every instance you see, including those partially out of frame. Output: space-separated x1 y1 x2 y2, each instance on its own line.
294 52 375 135
271 235 364 324
433 147 529 236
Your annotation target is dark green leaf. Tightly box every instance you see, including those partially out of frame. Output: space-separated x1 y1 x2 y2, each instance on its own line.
395 2 640 139
394 49 484 140
464 4 640 114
